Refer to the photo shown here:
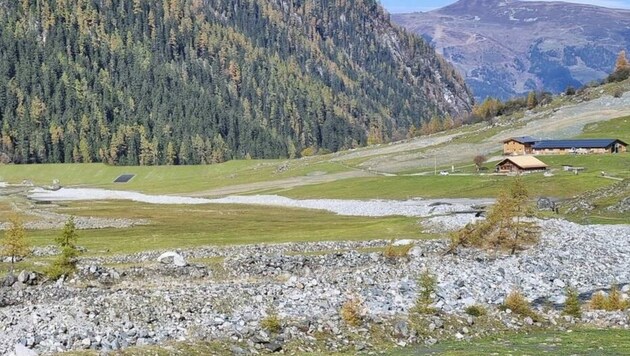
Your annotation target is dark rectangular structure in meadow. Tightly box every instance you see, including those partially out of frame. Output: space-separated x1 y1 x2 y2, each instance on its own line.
114 174 135 183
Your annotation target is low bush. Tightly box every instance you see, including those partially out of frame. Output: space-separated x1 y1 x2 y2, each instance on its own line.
590 285 629 311
340 297 364 327
589 292 608 310
260 308 282 333
502 290 538 320
607 68 630 83
465 304 487 317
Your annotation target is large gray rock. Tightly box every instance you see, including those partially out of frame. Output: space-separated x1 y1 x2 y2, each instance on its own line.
2 274 17 287
17 271 29 284
157 252 187 267
14 344 37 356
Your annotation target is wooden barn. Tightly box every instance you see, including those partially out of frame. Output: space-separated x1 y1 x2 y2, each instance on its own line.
502 136 538 155
503 137 628 155
531 139 628 155
495 156 548 174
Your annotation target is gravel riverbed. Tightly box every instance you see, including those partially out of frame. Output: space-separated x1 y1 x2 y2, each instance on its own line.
27 187 494 218
1 215 629 354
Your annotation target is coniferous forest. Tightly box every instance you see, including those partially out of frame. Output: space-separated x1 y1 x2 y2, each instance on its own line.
0 0 472 165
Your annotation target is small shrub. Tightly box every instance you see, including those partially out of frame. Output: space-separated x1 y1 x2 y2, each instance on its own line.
465 304 487 317
502 290 537 320
340 297 364 327
413 270 437 314
612 88 624 98
563 288 582 318
607 68 630 83
589 291 608 310
383 240 413 260
606 285 627 311
300 146 317 157
565 86 576 96
260 308 282 333
589 285 629 311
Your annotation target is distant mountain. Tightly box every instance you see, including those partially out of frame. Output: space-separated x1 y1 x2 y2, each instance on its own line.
392 0 630 101
0 0 472 165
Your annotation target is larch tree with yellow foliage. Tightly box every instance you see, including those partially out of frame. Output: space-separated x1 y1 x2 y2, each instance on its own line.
1 215 30 274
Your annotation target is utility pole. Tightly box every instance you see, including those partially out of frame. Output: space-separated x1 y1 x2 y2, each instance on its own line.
434 155 437 175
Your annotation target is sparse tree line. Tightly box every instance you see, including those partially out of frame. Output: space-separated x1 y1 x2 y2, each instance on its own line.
0 0 468 165
1 215 81 280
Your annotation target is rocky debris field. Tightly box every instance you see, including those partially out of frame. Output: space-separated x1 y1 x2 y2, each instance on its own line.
1 218 629 355
563 179 630 215
0 208 148 231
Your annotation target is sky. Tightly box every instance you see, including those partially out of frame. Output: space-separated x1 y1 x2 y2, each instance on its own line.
380 0 630 13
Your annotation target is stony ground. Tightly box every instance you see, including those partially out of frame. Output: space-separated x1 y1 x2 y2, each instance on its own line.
1 214 629 355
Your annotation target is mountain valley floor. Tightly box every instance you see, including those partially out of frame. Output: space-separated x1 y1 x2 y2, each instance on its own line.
1 85 630 355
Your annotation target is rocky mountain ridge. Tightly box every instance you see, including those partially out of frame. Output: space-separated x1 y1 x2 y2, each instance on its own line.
392 0 630 100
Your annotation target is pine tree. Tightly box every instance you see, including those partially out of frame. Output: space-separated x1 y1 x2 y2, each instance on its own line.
56 216 79 248
1 215 30 274
47 216 80 279
563 288 582 318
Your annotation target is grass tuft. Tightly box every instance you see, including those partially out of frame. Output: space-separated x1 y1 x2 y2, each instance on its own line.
260 307 282 333
383 240 413 260
340 296 364 327
465 304 487 317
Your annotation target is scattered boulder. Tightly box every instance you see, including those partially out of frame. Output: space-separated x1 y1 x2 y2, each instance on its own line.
16 271 39 286
275 162 289 173
2 274 17 287
608 196 630 213
157 252 187 267
537 197 555 211
264 341 283 353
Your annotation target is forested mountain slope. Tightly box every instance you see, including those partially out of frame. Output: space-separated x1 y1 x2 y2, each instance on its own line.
0 0 472 165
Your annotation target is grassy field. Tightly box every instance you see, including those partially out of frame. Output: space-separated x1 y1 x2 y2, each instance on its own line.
12 201 430 255
395 329 630 355
60 328 630 355
278 153 629 200
0 199 431 277
0 159 350 194
578 115 630 142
